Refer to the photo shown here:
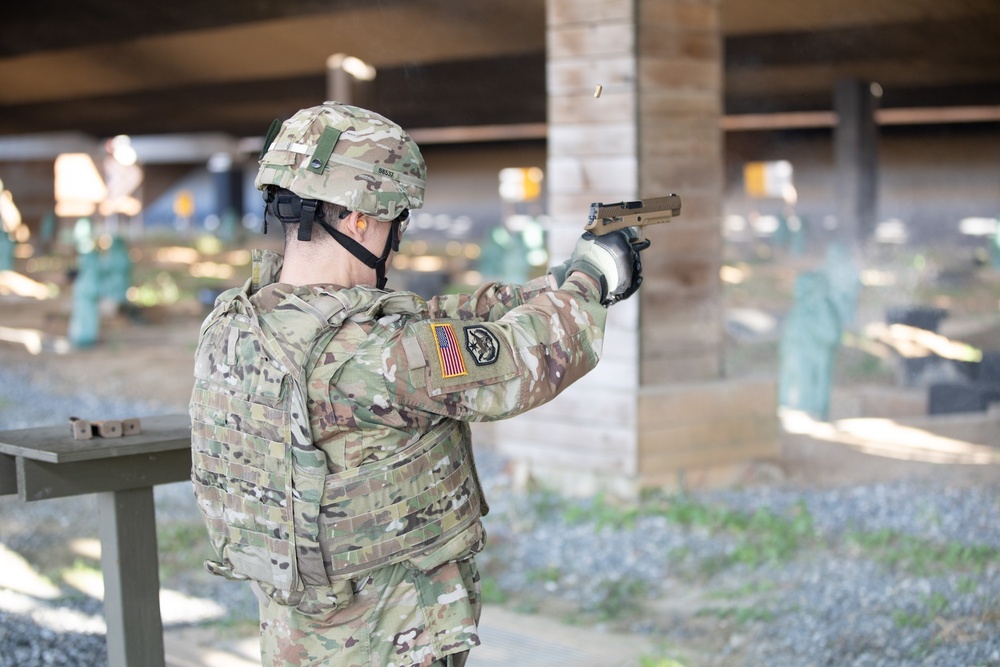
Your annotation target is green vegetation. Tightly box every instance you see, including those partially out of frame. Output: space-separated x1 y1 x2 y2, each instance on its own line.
893 593 950 629
490 486 999 649
892 608 927 629
156 520 214 578
526 565 562 585
479 575 509 604
648 496 815 573
561 492 639 530
956 576 979 595
847 529 999 576
526 490 818 576
587 576 647 621
640 657 689 667
59 558 104 598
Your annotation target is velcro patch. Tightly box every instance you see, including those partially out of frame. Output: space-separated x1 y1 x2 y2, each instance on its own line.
432 323 468 378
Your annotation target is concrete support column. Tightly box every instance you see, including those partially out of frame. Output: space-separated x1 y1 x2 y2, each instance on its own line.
495 0 643 495
834 80 879 246
496 0 776 495
635 0 725 383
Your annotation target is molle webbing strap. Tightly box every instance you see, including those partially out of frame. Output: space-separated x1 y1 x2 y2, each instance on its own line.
317 420 482 578
307 126 342 174
190 287 354 592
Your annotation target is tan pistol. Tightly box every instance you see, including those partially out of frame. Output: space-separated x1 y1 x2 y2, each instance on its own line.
585 195 681 237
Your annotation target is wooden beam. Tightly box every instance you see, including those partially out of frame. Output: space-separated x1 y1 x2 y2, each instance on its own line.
722 105 1000 131
15 449 191 502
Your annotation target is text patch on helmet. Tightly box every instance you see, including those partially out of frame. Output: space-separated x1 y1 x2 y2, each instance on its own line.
432 323 468 378
464 325 500 366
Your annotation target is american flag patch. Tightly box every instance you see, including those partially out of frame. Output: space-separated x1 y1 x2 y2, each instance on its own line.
432 323 468 378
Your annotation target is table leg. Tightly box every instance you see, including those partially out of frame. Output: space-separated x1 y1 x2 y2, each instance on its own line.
0 453 15 496
98 487 165 667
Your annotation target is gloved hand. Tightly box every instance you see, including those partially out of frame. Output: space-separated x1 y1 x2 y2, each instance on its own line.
567 227 650 305
547 257 572 287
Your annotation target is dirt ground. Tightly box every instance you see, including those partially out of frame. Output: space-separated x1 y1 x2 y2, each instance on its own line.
0 294 203 413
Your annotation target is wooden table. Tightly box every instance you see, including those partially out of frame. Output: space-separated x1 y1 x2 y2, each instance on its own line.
0 414 193 667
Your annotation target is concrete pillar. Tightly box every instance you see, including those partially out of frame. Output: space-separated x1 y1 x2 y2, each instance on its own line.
496 0 778 496
834 80 879 245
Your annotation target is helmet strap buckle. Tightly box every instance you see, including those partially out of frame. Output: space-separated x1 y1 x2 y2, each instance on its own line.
296 199 318 241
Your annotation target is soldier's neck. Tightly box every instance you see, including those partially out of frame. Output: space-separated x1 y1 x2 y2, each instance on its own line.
278 241 374 289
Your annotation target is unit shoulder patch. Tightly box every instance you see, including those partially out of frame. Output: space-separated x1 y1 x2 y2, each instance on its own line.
408 320 520 396
464 325 499 366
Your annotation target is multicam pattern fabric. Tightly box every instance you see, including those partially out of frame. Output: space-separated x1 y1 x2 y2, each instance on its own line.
256 559 480 667
190 252 486 604
190 249 608 666
254 102 426 221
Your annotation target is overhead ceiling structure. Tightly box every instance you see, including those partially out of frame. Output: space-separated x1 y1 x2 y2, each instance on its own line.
0 0 998 143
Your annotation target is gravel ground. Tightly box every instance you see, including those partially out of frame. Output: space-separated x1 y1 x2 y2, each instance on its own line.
1 363 999 667
477 472 1000 667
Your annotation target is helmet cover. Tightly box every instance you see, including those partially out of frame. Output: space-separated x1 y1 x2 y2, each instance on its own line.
255 102 425 221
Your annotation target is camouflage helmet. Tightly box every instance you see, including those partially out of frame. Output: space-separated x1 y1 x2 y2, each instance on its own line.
255 102 425 221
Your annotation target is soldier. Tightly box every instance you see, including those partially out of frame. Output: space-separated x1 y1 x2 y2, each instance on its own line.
189 102 648 667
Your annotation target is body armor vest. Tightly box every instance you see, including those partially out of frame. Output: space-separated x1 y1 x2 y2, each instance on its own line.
190 282 485 605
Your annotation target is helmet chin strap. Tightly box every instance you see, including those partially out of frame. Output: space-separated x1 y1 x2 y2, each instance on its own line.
263 188 400 289
315 215 400 290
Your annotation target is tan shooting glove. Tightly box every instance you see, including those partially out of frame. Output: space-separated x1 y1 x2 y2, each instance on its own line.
567 227 650 305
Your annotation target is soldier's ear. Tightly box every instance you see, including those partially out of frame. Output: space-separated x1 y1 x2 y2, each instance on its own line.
343 212 367 241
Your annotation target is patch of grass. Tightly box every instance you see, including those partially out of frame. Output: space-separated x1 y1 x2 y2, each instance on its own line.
534 489 818 575
513 598 540 614
587 576 647 621
60 558 104 598
479 575 508 604
640 657 689 667
956 577 979 595
649 498 815 573
893 609 928 629
891 592 952 630
157 520 214 578
528 489 567 520
526 565 562 584
924 591 949 617
667 545 692 563
64 558 101 577
848 530 999 575
561 492 640 530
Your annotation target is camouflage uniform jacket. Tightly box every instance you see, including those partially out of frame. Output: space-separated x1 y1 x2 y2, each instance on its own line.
191 249 608 667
